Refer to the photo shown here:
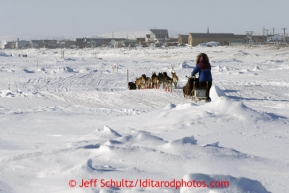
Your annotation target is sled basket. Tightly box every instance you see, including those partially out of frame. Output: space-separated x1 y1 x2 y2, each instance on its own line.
193 81 209 100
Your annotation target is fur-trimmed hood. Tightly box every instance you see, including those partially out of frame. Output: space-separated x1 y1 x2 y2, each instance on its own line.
197 62 211 70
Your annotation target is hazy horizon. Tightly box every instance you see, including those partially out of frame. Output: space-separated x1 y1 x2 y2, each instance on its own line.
1 0 288 40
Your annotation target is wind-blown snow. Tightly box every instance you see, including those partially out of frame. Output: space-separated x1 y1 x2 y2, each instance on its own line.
0 45 288 193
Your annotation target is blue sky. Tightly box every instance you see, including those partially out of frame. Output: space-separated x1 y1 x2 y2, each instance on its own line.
1 0 288 38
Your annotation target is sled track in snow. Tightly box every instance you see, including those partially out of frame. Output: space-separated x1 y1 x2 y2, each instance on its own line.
22 72 126 93
8 69 191 112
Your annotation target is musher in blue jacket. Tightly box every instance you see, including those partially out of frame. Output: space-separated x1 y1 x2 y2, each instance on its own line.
191 53 213 100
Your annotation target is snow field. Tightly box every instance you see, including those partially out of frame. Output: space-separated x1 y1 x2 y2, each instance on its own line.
0 46 289 193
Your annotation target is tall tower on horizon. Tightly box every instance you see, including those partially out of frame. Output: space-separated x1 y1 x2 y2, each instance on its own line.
207 27 209 34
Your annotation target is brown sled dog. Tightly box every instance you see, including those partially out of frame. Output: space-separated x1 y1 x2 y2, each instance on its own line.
151 72 159 88
183 76 199 98
171 72 179 88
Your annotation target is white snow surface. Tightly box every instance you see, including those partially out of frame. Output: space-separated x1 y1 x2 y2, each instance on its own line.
0 46 289 193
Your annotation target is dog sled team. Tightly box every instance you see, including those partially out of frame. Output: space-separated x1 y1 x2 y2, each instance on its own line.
128 53 213 102
128 70 178 92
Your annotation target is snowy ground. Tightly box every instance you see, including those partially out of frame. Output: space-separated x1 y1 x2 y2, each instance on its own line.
0 46 288 193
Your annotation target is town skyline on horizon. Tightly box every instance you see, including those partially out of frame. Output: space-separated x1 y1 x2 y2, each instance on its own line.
1 27 288 42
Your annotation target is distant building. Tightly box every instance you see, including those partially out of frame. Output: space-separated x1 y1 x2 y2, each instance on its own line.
4 42 16 49
253 35 267 43
102 38 126 47
233 35 247 41
233 34 267 44
31 40 42 48
145 34 151 42
148 29 169 42
117 39 137 47
76 38 104 48
37 40 58 49
58 40 76 48
229 39 247 46
267 34 283 42
76 38 126 48
16 40 31 49
64 40 76 48
188 33 235 46
178 35 189 44
165 38 178 47
229 34 267 46
231 34 249 45
136 38 146 45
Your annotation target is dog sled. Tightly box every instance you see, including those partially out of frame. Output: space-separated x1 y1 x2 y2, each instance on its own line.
183 76 211 101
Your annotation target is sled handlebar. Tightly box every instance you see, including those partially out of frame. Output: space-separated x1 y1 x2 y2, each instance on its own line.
186 75 196 79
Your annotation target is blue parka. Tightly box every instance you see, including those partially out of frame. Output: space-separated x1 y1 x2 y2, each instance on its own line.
191 62 213 82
